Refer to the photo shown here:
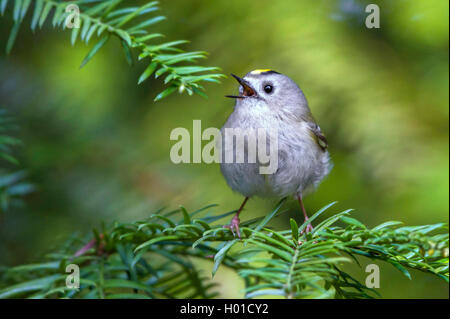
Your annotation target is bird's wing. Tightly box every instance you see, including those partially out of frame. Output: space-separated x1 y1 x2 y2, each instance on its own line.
306 120 328 151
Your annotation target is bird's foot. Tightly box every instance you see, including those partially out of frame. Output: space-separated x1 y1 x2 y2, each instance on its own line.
301 221 314 235
74 234 104 257
224 215 241 238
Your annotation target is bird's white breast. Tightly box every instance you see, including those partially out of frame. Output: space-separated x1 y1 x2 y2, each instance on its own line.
220 105 331 198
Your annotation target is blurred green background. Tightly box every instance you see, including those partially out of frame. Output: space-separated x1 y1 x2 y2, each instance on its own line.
0 0 448 298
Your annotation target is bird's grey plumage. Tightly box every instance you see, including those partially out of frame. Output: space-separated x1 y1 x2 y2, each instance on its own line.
220 70 332 199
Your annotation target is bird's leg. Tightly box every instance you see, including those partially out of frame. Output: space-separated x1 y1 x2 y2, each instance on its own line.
74 234 104 257
224 197 249 238
298 195 313 234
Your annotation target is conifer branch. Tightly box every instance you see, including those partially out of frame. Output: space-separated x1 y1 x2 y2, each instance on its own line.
1 0 225 100
0 201 447 299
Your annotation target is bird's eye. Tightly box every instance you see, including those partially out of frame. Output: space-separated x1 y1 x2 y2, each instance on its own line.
264 84 273 94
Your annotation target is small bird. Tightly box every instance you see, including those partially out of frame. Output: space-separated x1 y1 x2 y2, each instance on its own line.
220 69 332 238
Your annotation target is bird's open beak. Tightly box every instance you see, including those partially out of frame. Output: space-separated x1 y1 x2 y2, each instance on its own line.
225 74 257 99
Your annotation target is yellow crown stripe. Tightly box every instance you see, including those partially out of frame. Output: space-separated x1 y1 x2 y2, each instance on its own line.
250 69 273 74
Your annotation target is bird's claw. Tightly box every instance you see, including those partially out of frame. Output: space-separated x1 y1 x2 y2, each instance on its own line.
301 222 314 235
224 215 241 238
